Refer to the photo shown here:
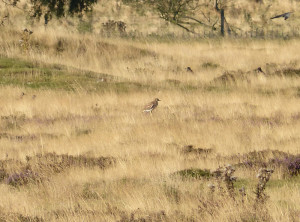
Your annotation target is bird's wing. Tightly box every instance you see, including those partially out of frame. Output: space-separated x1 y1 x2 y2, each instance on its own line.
144 102 155 110
271 13 285 19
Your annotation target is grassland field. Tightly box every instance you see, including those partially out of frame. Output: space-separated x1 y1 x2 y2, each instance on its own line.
1 2 300 221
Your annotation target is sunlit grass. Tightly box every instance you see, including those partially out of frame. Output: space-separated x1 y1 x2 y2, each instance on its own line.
0 3 300 220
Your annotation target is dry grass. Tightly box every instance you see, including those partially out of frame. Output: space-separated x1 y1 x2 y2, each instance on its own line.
0 1 300 221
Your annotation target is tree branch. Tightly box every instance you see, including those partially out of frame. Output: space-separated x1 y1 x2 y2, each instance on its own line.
1 0 26 12
169 20 196 34
182 16 213 29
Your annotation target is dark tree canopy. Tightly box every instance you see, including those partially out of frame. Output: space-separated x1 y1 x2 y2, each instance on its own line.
31 0 98 23
3 0 98 23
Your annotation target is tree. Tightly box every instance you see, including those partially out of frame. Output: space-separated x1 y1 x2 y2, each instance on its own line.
150 0 207 33
1 0 98 24
123 0 232 35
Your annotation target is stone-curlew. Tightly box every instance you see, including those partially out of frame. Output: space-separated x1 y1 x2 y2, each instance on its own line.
143 98 161 113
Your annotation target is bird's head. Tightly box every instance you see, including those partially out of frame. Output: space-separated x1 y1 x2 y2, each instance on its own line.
155 98 161 102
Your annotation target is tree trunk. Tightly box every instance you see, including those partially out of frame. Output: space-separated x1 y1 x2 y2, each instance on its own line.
220 9 225 36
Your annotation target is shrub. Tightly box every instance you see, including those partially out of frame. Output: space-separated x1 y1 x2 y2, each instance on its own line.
5 168 41 187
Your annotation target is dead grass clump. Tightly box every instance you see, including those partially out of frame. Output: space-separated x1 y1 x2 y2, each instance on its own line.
27 152 116 174
248 113 285 126
289 210 300 222
223 149 291 167
0 158 25 173
108 206 167 222
264 61 300 77
0 153 115 186
291 112 300 121
270 155 300 177
0 113 26 130
0 132 37 142
222 149 300 177
164 184 181 203
131 210 166 222
82 183 100 200
285 68 300 77
212 72 236 86
0 168 8 182
19 28 33 54
164 79 181 86
242 149 290 163
212 164 237 199
236 208 272 222
182 145 214 156
265 63 279 74
55 38 69 53
202 62 219 69
101 20 127 37
198 196 223 218
0 212 44 222
5 167 41 187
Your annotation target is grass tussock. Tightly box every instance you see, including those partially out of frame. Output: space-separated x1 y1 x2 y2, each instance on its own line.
0 153 115 187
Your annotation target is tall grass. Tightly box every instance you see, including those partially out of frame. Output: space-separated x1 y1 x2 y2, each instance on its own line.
0 0 300 221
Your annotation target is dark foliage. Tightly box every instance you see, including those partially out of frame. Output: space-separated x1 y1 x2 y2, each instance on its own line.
4 0 98 24
31 0 98 23
271 156 300 176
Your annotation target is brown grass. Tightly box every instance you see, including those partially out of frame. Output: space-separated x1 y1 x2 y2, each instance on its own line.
0 1 300 221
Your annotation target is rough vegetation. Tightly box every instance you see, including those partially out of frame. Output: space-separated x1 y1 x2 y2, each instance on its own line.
0 0 300 221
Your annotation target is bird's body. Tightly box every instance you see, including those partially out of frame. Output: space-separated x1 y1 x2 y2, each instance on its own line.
186 67 193 73
254 67 265 75
271 12 292 20
23 28 33 34
20 92 25 98
143 98 160 113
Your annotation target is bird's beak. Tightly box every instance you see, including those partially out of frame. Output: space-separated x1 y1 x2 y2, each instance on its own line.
158 99 161 101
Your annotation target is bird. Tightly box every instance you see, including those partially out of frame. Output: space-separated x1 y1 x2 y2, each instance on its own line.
143 98 161 113
186 67 193 73
254 67 265 75
23 28 33 34
271 12 292 20
20 92 25 98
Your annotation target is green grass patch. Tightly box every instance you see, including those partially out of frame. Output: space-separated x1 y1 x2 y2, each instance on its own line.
234 178 253 189
267 176 300 188
174 168 212 180
0 56 155 93
0 57 34 69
